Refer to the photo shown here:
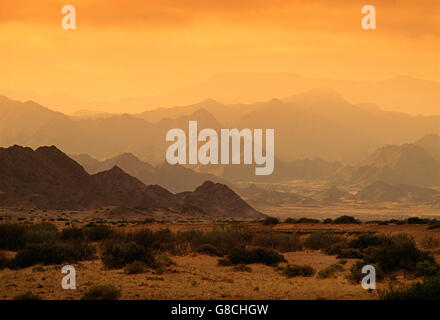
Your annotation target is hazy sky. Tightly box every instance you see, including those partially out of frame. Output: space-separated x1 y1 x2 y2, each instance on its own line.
1 0 439 112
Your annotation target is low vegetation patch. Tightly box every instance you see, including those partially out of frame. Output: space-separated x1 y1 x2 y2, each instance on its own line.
380 276 440 300
226 247 286 266
304 231 346 251
233 264 252 272
281 264 316 278
317 263 344 279
252 232 303 252
102 240 155 269
13 291 42 300
11 241 96 269
82 284 121 300
332 216 361 224
261 217 280 226
124 261 146 274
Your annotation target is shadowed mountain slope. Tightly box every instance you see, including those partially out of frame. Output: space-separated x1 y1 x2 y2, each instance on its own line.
0 145 262 217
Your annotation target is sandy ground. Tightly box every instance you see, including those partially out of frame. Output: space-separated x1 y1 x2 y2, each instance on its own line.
1 211 439 300
0 251 383 300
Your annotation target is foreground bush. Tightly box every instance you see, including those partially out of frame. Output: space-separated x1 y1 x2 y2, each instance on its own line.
362 234 436 275
304 231 345 251
0 252 8 269
281 264 316 278
195 244 222 257
12 241 96 268
262 217 280 226
14 291 42 300
252 232 303 252
0 223 58 251
333 216 361 224
349 233 388 250
102 240 155 269
318 263 344 279
124 261 146 274
226 247 286 266
82 285 121 300
380 276 440 300
178 227 252 256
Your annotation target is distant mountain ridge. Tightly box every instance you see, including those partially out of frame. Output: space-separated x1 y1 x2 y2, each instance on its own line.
342 139 440 187
71 152 228 193
2 91 440 165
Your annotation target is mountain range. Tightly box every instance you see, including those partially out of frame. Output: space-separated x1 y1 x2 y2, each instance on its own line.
9 73 440 116
71 152 227 193
0 145 264 218
2 89 440 165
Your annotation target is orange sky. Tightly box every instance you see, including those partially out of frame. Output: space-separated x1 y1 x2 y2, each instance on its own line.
1 0 439 113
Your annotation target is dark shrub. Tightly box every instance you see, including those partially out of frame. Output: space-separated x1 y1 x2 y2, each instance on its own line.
0 224 27 250
82 284 121 300
124 261 146 274
227 247 286 266
60 227 85 241
218 258 233 266
405 217 429 225
252 232 302 252
180 227 252 256
336 248 363 259
282 264 315 277
427 223 440 230
333 216 361 224
84 224 114 241
362 234 435 274
12 241 96 268
283 218 320 224
317 263 344 278
233 264 252 272
323 218 333 224
262 217 280 226
25 223 58 244
380 276 440 300
295 218 320 224
14 291 42 300
132 228 176 252
0 252 9 269
415 260 440 277
195 244 222 256
102 240 155 269
0 223 66 251
349 233 387 250
304 231 344 250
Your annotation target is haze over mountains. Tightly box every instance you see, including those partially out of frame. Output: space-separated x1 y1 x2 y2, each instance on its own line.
1 88 439 165
7 73 440 116
1 86 440 209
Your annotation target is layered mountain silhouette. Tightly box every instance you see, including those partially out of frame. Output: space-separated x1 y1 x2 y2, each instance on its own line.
71 152 227 193
415 134 440 163
0 145 263 217
355 181 440 203
2 92 440 165
193 157 343 183
237 184 316 207
343 141 440 187
12 73 440 116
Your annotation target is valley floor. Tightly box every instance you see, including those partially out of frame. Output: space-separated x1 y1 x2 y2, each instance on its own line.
1 215 439 300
